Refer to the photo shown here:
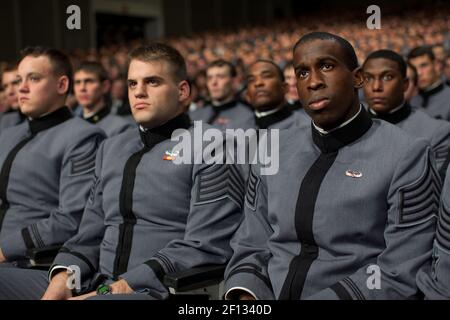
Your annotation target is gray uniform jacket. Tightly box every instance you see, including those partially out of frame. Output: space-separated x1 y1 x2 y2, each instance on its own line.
225 107 439 300
0 110 25 135
189 100 254 130
243 104 310 130
83 106 135 137
370 103 450 177
50 113 244 298
416 164 450 299
0 107 105 261
411 83 450 121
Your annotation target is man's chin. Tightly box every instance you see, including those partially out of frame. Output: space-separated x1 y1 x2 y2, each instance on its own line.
311 113 342 131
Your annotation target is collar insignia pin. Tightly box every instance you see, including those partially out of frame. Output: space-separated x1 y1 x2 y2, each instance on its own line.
345 169 363 178
163 150 179 161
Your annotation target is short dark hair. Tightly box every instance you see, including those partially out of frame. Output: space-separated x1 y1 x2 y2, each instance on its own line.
2 62 18 73
432 43 444 50
20 46 73 93
407 62 418 86
248 59 285 82
75 61 109 82
407 45 435 62
363 49 407 78
206 59 237 78
293 32 359 71
129 43 187 82
283 61 294 72
21 47 72 80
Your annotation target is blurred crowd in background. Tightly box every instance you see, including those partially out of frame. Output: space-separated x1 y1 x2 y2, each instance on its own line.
1 3 450 113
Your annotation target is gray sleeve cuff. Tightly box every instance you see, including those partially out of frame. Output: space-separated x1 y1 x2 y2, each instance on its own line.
225 270 274 300
225 287 258 300
120 261 169 300
0 230 27 261
51 250 95 283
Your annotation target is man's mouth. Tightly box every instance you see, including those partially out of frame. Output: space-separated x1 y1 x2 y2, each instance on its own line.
308 97 330 111
133 103 149 110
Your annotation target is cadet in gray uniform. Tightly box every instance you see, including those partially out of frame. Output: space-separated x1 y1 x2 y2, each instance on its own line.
0 43 244 300
362 49 450 177
408 46 450 121
189 59 254 129
0 63 25 134
243 59 309 130
416 164 450 299
74 61 135 137
0 47 105 265
225 32 439 300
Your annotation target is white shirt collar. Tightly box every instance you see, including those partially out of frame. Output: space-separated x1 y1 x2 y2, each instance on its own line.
424 79 443 92
254 105 284 118
313 104 362 135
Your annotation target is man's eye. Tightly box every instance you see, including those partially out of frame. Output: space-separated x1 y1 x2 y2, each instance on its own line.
322 63 333 71
146 79 159 86
297 70 309 79
128 82 137 88
364 75 373 82
30 77 40 82
383 75 393 81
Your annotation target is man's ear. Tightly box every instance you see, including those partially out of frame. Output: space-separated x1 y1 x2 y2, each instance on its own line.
57 75 70 95
403 77 410 93
178 80 191 103
353 67 364 89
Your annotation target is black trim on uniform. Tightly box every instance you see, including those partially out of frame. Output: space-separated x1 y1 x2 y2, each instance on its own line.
113 147 150 278
0 136 34 231
279 107 373 300
369 103 412 124
437 203 450 251
0 106 73 232
311 107 373 154
206 100 238 125
342 277 366 300
419 82 445 108
59 247 97 275
21 228 35 250
154 252 176 274
84 105 111 124
255 105 293 129
330 282 353 300
28 106 73 135
145 259 166 283
279 152 337 300
112 113 192 278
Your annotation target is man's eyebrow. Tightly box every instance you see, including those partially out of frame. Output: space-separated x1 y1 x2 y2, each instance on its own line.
143 75 164 81
316 56 340 64
260 69 275 75
25 72 42 77
363 68 394 74
75 76 96 81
